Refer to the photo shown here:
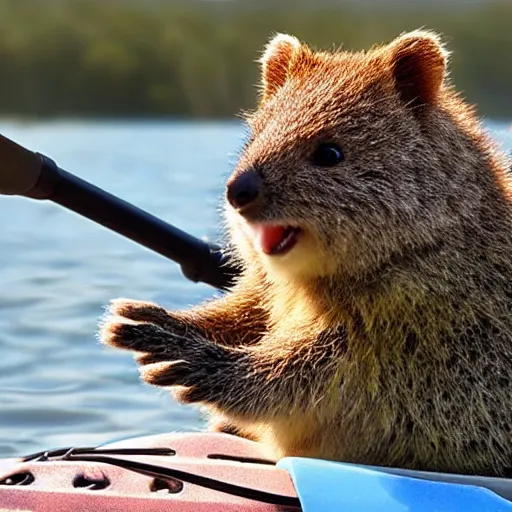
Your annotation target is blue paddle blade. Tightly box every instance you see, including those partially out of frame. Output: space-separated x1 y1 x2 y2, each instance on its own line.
278 458 512 512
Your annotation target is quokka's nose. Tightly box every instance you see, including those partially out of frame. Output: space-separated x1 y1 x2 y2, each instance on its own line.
226 169 261 211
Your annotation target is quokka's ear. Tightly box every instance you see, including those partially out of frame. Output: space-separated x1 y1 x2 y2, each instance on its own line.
259 33 303 103
385 30 449 109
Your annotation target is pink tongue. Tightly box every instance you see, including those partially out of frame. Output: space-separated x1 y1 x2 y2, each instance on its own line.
255 226 286 254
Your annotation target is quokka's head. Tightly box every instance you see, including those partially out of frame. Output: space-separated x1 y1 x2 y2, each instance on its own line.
225 31 487 283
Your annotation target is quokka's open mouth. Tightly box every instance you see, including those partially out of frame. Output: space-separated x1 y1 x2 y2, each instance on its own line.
249 224 302 256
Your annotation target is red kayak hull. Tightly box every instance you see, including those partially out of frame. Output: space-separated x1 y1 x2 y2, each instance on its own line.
0 432 299 511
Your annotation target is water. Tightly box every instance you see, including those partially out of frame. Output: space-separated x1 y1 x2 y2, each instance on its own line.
0 120 510 458
0 120 246 457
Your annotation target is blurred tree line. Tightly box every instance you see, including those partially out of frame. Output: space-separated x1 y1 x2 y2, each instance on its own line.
0 0 510 119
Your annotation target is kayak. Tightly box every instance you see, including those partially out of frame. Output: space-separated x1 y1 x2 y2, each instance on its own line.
1 431 512 512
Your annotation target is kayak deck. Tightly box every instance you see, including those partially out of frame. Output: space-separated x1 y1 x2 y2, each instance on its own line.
0 432 299 511
2 431 512 511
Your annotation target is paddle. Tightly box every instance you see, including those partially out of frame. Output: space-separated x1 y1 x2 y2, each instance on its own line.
0 133 239 290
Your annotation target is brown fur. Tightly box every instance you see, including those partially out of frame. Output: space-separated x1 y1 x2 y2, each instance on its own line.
101 30 512 476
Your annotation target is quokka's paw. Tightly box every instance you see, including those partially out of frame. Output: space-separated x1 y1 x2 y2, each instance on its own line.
107 298 190 335
100 308 232 405
100 312 175 353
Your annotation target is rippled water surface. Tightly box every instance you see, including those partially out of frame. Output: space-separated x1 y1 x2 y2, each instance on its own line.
0 120 511 457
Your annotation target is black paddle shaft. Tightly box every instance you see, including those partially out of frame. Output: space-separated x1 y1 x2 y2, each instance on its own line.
0 134 238 290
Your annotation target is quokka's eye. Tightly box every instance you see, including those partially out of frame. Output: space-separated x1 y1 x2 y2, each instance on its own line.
311 143 344 167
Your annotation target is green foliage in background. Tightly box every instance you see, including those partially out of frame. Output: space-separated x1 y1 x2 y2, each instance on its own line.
0 0 510 119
